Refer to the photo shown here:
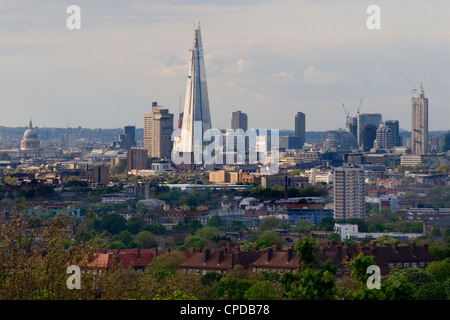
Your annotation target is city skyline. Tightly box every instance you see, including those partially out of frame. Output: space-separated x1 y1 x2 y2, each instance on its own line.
0 1 450 132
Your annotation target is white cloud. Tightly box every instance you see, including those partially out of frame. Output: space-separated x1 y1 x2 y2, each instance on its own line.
224 58 253 75
302 66 347 84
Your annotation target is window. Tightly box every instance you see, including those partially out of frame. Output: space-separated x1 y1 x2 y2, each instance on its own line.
419 262 425 268
412 262 417 267
404 263 410 268
389 263 394 269
396 263 402 268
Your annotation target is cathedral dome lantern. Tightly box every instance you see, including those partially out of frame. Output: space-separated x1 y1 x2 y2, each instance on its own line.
20 119 40 151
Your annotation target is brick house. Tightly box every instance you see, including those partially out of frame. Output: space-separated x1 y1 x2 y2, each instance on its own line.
249 246 299 274
179 246 261 275
88 248 161 272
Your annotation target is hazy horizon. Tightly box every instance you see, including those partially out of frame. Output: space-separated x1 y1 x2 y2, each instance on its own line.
1 1 449 132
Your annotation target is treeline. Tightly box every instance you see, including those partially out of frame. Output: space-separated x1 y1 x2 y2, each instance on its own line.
0 208 449 300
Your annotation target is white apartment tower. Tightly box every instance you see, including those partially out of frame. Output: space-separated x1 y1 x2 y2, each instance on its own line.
333 163 365 220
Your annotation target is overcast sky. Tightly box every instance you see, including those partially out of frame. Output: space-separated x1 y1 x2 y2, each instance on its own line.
0 0 449 132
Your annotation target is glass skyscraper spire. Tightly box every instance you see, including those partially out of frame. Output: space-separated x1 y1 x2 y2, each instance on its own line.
176 20 212 153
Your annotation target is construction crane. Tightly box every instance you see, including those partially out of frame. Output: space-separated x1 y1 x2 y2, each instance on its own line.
407 78 417 96
356 98 362 114
341 102 349 118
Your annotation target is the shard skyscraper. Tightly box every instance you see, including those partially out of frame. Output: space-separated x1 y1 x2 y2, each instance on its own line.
175 20 212 155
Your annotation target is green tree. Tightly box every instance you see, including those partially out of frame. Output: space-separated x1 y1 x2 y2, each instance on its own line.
201 271 224 286
295 236 317 267
373 235 399 247
350 274 416 300
126 215 145 234
186 195 199 207
106 240 126 249
187 220 203 235
426 186 450 208
293 219 314 232
135 231 157 249
146 251 186 276
258 216 284 232
349 253 375 284
280 259 337 300
153 290 197 300
431 228 442 237
229 220 246 232
142 224 167 235
100 213 127 235
244 281 281 300
213 278 252 300
118 230 133 248
255 230 283 249
317 216 334 231
391 267 435 290
435 164 450 173
327 232 341 243
416 282 448 300
400 191 420 199
426 258 450 283
206 215 224 228
380 276 416 300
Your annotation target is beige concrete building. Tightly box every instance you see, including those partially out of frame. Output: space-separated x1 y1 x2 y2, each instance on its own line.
144 102 174 159
411 85 428 155
209 170 239 184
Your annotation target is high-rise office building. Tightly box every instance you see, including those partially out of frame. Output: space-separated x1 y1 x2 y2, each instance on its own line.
175 20 212 155
144 102 174 159
127 148 148 171
294 112 306 148
93 165 110 186
375 124 393 150
362 124 377 152
384 120 401 147
231 111 248 131
356 113 382 147
124 125 136 149
411 85 429 155
333 163 365 220
62 131 76 149
346 116 358 139
439 132 450 153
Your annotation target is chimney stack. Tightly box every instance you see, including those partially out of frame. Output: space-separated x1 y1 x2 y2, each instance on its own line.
267 247 273 262
392 241 398 253
287 247 293 263
204 248 211 263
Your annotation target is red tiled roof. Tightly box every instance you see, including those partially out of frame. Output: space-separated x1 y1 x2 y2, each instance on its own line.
181 249 234 271
88 248 160 269
250 247 299 270
244 210 268 217
186 211 203 217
